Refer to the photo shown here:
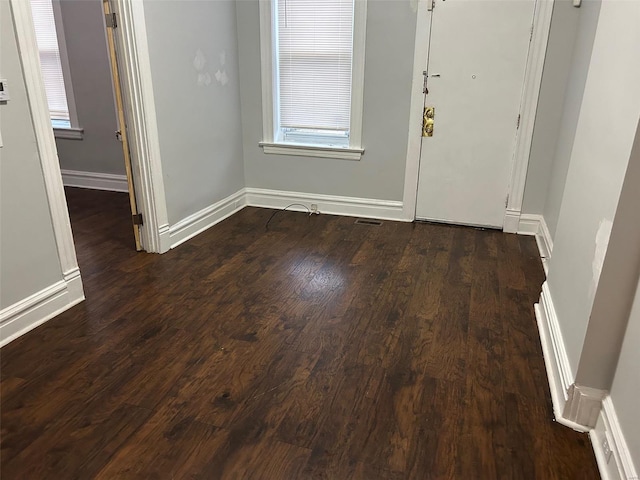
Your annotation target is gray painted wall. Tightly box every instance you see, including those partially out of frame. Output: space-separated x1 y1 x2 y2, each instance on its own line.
236 0 417 201
521 0 600 242
55 0 125 175
575 118 640 390
1 0 63 308
546 0 640 376
610 277 640 469
143 0 245 225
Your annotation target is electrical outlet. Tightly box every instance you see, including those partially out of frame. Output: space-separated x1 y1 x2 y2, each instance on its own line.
0 79 10 102
310 204 319 214
602 436 613 464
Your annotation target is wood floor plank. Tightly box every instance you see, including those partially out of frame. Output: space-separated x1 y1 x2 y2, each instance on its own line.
0 188 600 479
456 231 508 479
93 404 226 479
212 439 312 480
3 397 152 479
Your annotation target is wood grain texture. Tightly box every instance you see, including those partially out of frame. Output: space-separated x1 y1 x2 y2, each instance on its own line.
0 188 599 479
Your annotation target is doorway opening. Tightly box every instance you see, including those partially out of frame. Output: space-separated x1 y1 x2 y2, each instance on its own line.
11 0 171 313
30 0 142 259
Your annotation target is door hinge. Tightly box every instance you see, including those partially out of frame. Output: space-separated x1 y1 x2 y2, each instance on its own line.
516 114 521 129
505 194 510 208
427 0 435 11
115 130 122 142
423 70 429 94
105 12 117 28
132 213 143 226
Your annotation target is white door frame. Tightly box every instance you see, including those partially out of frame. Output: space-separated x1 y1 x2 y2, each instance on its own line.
10 0 83 297
10 0 170 256
111 0 170 253
402 0 555 230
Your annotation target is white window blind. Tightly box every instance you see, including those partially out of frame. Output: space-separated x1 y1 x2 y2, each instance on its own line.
275 0 354 135
30 0 69 122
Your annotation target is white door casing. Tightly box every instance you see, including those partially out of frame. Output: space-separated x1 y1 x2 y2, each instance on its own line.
109 0 170 252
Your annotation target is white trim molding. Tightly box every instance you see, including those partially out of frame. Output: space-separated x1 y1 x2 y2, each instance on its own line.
112 0 170 253
503 209 522 235
402 0 432 221
517 213 553 275
259 142 364 161
169 189 247 249
0 275 84 347
258 0 276 145
54 126 84 140
563 384 606 429
534 281 586 431
590 396 639 480
245 188 406 222
517 213 542 236
61 169 129 192
535 281 608 432
167 188 407 251
503 0 555 232
51 0 80 130
349 0 367 150
10 0 83 285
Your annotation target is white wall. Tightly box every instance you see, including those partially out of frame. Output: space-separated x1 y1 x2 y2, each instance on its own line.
55 0 125 175
609 278 640 472
143 0 245 225
521 0 600 240
544 0 640 375
236 0 417 201
0 0 64 307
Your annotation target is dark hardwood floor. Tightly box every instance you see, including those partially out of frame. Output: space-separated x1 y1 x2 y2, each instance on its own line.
1 187 599 479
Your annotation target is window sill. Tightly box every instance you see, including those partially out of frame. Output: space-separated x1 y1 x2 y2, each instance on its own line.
54 127 84 140
259 142 363 161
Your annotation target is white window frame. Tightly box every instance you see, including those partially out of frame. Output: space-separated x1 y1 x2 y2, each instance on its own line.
258 0 366 161
33 0 83 139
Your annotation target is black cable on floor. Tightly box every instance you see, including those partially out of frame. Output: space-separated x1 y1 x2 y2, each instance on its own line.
265 203 312 230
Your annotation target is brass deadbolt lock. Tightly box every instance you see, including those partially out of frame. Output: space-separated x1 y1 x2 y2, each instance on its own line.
422 107 435 137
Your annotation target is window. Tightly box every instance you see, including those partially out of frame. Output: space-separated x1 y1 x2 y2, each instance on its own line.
259 0 367 160
30 0 82 139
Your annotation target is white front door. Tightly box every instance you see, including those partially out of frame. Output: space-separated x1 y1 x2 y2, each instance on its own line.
415 0 534 228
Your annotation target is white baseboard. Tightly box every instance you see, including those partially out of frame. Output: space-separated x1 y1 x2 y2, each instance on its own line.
563 383 606 429
158 224 171 254
169 189 247 249
0 273 85 347
244 187 406 221
503 208 521 233
61 169 129 193
534 281 590 432
517 214 540 235
518 213 553 275
590 396 638 480
166 187 406 250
